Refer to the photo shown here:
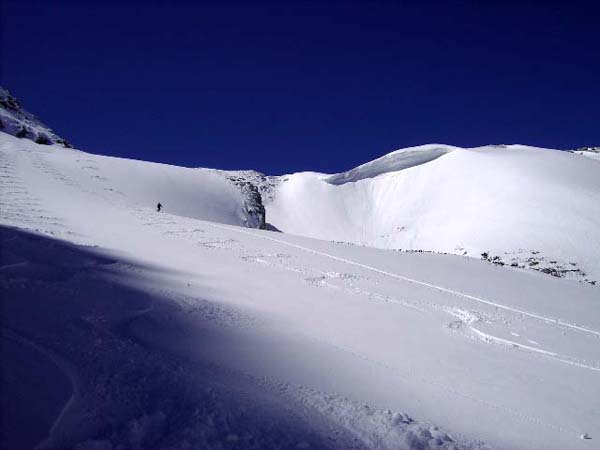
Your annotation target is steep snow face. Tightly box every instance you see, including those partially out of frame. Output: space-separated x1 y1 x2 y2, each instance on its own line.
0 88 71 147
268 144 600 283
326 144 457 185
0 133 262 233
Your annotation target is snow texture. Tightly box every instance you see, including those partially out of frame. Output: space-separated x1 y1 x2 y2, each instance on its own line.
1 131 599 450
267 144 600 283
325 144 456 185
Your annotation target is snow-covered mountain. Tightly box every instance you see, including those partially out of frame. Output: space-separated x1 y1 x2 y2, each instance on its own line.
1 100 600 450
0 136 267 237
2 87 597 285
0 88 72 148
265 144 600 284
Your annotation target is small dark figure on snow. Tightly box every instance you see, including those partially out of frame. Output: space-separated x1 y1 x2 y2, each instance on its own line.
157 202 162 212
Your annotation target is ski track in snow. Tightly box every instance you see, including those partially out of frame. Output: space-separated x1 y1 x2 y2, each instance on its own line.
115 208 599 440
202 222 600 373
2 328 78 442
0 152 68 234
125 203 600 377
2 139 600 449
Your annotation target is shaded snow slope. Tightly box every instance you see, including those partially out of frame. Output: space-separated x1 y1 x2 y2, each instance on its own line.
268 144 600 283
2 132 600 450
0 88 71 147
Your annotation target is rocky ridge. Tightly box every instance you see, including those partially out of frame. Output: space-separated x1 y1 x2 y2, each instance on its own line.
0 87 72 147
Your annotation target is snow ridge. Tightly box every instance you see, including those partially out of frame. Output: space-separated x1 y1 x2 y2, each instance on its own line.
326 144 456 185
267 144 600 284
2 133 600 450
0 87 71 147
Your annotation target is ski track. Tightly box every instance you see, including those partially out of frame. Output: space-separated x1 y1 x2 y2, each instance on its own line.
208 222 600 338
0 151 68 235
15 147 598 376
125 207 600 374
3 145 599 449
129 208 600 374
201 222 600 374
124 211 591 440
2 328 79 447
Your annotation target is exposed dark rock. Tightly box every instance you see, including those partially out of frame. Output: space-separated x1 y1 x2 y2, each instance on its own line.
229 176 266 230
35 134 52 145
480 250 595 285
0 86 71 147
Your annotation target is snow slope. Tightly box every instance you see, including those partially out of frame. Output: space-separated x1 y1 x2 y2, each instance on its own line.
267 144 600 283
1 132 600 450
326 144 457 185
0 134 264 236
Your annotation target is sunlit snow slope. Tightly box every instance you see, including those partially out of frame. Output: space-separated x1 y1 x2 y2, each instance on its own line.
268 144 600 282
1 132 599 450
0 134 261 239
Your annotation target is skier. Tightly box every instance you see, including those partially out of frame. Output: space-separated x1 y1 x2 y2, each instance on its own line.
157 202 162 212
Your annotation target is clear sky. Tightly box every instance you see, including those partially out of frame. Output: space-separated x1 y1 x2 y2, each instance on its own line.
2 0 599 174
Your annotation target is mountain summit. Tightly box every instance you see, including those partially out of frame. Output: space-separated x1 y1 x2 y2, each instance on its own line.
0 87 71 147
1 87 598 282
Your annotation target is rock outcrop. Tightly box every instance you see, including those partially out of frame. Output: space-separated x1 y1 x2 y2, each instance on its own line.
0 87 72 147
213 170 280 230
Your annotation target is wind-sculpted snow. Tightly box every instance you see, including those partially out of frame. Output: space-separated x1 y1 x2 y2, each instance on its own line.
268 144 600 283
0 228 370 450
2 132 600 450
326 144 455 185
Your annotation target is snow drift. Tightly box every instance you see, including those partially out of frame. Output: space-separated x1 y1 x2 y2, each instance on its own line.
326 144 456 185
267 144 600 283
1 130 600 450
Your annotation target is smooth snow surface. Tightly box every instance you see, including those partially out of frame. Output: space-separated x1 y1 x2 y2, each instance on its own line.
326 144 456 185
1 132 600 450
269 144 600 283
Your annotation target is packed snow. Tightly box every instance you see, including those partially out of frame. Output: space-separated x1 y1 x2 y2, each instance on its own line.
268 144 600 284
326 144 456 185
1 132 600 450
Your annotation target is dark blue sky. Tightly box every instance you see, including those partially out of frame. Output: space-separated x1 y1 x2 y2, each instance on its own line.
2 1 599 174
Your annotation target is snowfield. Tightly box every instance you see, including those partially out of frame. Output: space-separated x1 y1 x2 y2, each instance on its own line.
1 132 600 450
268 144 600 284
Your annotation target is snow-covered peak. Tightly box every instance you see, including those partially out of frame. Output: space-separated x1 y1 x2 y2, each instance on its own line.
325 143 572 186
326 144 457 185
268 143 600 284
0 87 72 147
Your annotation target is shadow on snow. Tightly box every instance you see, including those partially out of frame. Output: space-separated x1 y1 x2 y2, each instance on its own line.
0 226 361 450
